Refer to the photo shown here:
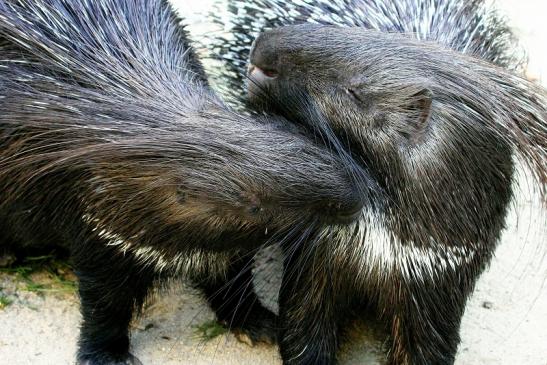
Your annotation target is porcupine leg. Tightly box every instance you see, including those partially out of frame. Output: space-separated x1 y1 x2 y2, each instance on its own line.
73 241 158 365
386 272 472 365
277 244 340 365
194 254 278 345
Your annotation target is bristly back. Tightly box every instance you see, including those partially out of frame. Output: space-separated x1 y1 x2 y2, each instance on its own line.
0 0 367 236
0 0 209 96
200 0 526 106
0 0 205 177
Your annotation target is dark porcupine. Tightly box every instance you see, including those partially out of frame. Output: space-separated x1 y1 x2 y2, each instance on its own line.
202 0 547 364
0 1 366 364
202 0 526 107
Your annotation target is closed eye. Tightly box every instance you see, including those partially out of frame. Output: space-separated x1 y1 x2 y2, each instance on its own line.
346 88 360 101
345 87 372 109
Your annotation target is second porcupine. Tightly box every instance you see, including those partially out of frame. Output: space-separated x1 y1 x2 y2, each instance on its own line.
201 0 547 364
0 1 366 364
202 0 526 106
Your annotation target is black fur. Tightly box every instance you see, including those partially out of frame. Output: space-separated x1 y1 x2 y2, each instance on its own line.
0 1 364 364
248 24 547 365
201 0 547 364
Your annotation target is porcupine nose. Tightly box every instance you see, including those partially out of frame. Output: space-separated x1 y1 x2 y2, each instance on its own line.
249 31 281 74
241 187 363 225
307 167 364 225
247 64 277 101
248 32 281 97
248 24 324 77
248 64 278 82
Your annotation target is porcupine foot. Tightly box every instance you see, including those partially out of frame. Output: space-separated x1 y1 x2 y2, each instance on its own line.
194 255 278 346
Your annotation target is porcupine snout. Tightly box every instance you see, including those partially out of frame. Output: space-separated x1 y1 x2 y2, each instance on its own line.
232 176 364 225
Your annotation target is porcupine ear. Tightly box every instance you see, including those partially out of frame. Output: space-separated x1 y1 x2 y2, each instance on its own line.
411 88 433 127
399 87 433 145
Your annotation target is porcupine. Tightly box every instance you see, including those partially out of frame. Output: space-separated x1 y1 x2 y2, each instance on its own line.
0 0 366 364
202 0 526 107
201 0 547 364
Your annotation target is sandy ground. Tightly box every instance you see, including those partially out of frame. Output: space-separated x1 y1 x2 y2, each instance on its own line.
1 1 546 364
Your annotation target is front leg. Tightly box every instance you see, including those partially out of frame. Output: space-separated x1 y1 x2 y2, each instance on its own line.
73 242 158 365
193 253 278 345
278 244 340 365
386 269 474 365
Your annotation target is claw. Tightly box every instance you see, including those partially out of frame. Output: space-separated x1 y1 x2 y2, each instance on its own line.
234 330 256 347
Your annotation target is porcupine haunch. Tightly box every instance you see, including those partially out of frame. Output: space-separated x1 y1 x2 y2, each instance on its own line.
0 1 366 364
202 0 547 364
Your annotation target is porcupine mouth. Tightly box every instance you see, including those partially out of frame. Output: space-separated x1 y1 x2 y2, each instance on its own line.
247 64 278 100
248 64 278 79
